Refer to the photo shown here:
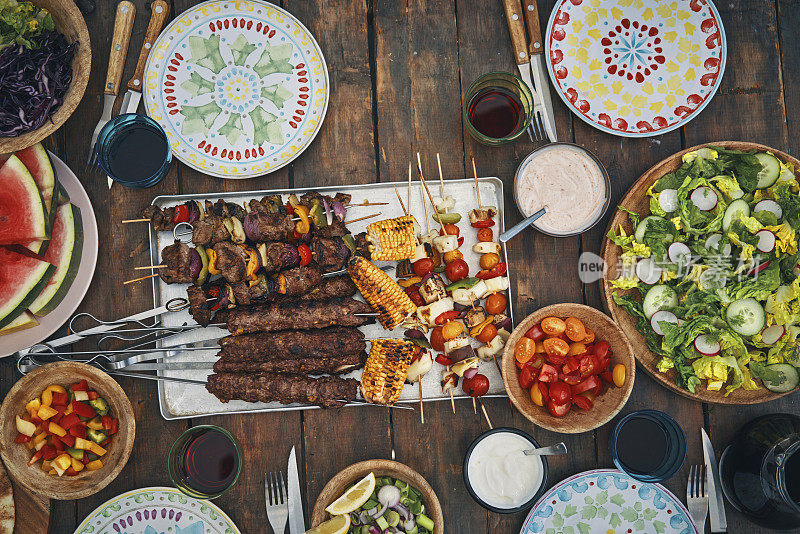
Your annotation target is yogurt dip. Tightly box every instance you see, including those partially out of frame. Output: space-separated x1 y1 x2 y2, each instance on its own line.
466 430 545 510
515 144 608 235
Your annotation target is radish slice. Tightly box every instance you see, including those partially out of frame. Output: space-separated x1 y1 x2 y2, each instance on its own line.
747 259 771 276
668 242 692 264
754 199 783 220
691 187 718 211
658 189 679 213
636 258 662 285
756 229 776 253
794 263 800 277
694 334 721 356
704 233 732 256
761 325 786 345
651 310 679 336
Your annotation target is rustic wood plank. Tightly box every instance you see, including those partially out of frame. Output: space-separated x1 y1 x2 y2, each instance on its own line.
779 0 800 156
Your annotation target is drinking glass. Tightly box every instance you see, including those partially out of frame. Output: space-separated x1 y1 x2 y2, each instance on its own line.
462 71 534 146
609 409 686 483
96 113 171 188
168 424 243 499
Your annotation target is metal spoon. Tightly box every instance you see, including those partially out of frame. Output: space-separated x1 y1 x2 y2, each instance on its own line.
523 442 567 456
499 206 547 243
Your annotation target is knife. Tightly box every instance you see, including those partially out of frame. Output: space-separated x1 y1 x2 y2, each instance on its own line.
521 0 558 142
701 428 728 533
500 0 536 142
287 446 305 534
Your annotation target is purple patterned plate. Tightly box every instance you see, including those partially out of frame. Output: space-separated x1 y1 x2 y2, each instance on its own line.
74 487 239 534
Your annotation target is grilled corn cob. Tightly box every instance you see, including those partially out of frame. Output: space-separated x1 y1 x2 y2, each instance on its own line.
361 339 420 404
365 215 419 261
348 256 417 330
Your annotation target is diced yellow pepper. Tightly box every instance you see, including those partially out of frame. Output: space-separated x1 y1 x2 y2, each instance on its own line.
41 460 51 472
48 422 66 437
86 460 103 471
25 440 35 451
48 468 57 476
34 439 46 452
89 443 107 456
74 437 92 450
41 389 52 407
25 398 41 415
64 403 73 416
70 457 84 473
53 453 72 471
44 385 66 395
32 432 47 446
36 405 58 420
87 417 104 430
52 465 65 476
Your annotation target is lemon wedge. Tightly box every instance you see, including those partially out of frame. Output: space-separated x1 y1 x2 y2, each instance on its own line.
324 472 376 515
305 513 350 534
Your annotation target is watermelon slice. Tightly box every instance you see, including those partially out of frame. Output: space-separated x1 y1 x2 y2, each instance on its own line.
16 143 58 234
0 155 48 245
0 311 38 336
29 204 83 316
0 246 55 329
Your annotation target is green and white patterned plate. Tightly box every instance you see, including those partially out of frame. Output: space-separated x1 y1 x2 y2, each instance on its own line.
74 487 240 534
521 469 699 534
144 0 329 179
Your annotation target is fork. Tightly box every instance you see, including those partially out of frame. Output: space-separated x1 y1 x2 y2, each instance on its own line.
686 464 709 531
527 99 546 142
265 471 289 534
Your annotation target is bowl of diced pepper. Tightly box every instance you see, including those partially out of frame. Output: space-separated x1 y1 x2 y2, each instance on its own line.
0 361 134 499
501 303 636 434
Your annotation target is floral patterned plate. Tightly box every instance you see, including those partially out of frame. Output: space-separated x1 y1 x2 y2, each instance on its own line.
520 469 699 534
74 487 240 534
545 0 726 137
144 0 328 178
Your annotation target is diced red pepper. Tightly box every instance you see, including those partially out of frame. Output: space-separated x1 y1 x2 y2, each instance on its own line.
27 450 43 466
87 391 99 401
71 380 89 392
38 421 49 433
14 433 30 444
52 391 69 405
30 414 43 425
50 435 64 450
100 439 110 447
435 354 453 366
60 413 80 430
109 419 119 435
457 236 464 247
434 310 459 325
72 401 95 418
471 219 495 228
285 203 294 215
50 413 63 426
476 262 507 280
102 415 112 430
298 243 312 267
80 455 90 465
69 425 87 439
41 445 57 461
52 403 67 415
173 203 190 224
60 433 75 448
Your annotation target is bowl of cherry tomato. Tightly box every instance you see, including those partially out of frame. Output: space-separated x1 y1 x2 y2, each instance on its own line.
501 304 635 433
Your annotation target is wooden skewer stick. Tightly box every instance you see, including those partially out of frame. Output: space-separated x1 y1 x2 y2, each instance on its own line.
481 402 493 429
472 396 477 414
394 188 408 216
418 381 425 424
122 218 150 224
417 157 449 236
449 387 455 414
346 212 382 224
134 265 165 270
408 162 413 215
472 157 482 209
419 166 430 234
124 273 158 285
436 153 445 201
349 202 389 207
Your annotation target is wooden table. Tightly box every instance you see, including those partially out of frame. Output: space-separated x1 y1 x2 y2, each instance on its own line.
2 0 798 532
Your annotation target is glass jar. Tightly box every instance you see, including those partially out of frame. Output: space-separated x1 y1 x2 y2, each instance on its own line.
720 413 800 530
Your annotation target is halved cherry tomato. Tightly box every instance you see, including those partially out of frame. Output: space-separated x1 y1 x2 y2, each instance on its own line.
572 375 601 395
525 324 546 341
564 317 586 342
435 310 460 325
547 353 566 366
412 257 435 277
445 259 469 282
463 374 489 397
515 358 526 370
477 228 493 242
435 354 453 366
485 292 507 315
567 342 587 357
534 341 545 354
439 224 460 237
612 364 627 387
547 400 571 417
529 354 545 369
582 328 596 343
430 326 446 352
600 371 614 383
538 364 558 383
519 365 535 389
541 317 567 336
471 219 495 228
597 356 611 373
593 340 610 359
530 381 545 406
476 323 497 344
573 394 594 411
560 371 582 385
515 337 537 364
548 381 572 405
404 285 424 306
298 243 312 266
173 204 190 224
562 355 580 374
579 354 598 378
476 262 506 279
543 338 570 358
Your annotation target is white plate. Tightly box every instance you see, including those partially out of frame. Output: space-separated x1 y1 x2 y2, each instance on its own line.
0 153 98 358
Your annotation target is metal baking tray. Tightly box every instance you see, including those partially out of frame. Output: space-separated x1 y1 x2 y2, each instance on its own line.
147 178 514 419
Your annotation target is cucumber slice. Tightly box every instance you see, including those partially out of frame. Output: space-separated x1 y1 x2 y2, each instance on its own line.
634 215 666 243
754 152 781 189
726 297 765 336
643 284 679 319
762 363 799 393
722 199 750 231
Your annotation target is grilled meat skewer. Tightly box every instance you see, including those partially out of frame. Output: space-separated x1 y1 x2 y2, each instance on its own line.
218 327 366 361
213 354 366 376
206 372 359 408
226 298 374 335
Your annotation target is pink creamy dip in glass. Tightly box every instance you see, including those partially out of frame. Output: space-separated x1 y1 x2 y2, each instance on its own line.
515 145 606 235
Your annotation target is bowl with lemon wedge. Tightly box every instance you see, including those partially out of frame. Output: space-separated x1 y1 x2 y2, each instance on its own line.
309 460 443 534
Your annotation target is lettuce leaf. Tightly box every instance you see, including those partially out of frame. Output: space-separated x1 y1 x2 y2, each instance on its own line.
612 291 665 358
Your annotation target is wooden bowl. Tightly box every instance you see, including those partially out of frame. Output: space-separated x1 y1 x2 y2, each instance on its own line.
310 460 444 533
0 362 134 500
501 303 636 433
0 0 91 154
600 141 799 404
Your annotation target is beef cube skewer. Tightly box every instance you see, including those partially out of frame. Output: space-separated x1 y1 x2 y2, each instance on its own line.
217 327 367 361
225 298 375 335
